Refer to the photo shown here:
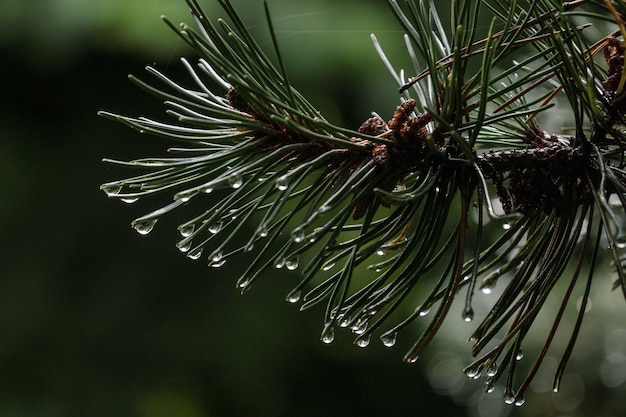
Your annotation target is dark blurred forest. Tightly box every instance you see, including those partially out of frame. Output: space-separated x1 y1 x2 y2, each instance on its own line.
1 1 625 416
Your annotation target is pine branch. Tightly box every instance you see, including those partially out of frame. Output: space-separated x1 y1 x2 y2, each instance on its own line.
100 0 626 406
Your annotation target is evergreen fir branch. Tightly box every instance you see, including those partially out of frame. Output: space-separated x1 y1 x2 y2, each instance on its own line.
101 0 626 406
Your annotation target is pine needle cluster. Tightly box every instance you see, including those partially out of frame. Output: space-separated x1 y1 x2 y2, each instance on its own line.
101 0 626 405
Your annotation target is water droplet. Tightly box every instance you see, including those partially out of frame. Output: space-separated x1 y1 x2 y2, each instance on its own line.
515 349 524 361
502 222 512 230
321 327 335 344
351 320 368 335
514 396 525 407
275 176 289 191
504 390 515 405
291 227 306 243
274 258 285 269
484 377 496 393
210 258 227 268
228 173 243 189
201 186 213 194
176 240 192 253
102 184 122 196
406 355 419 363
339 317 351 328
286 291 301 303
322 262 335 271
462 308 474 322
187 247 203 260
381 332 397 347
285 257 300 271
178 224 195 237
175 190 196 202
418 307 430 317
617 233 626 249
356 335 371 348
238 278 250 289
258 227 269 238
121 197 139 204
376 248 387 256
208 220 223 234
132 219 157 235
211 251 223 263
486 362 498 377
465 365 482 379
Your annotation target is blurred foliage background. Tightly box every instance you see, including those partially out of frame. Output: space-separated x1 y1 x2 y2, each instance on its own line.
1 0 625 416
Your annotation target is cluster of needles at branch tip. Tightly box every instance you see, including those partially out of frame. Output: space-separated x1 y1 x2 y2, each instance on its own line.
101 0 626 406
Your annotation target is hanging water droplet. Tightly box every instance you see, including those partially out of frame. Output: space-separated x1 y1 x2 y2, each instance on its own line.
485 378 496 393
418 307 430 317
285 257 300 271
502 222 512 230
376 248 387 256
176 240 192 253
228 173 243 189
132 219 157 235
274 258 285 269
339 317 351 328
187 247 203 260
201 186 213 194
210 251 224 263
486 361 498 377
286 291 301 304
381 332 397 348
504 390 515 405
356 335 371 348
464 365 482 379
462 308 474 322
121 197 139 204
616 233 626 249
258 227 269 238
210 258 227 268
515 349 524 361
514 396 525 407
238 278 250 289
102 184 122 196
175 190 196 202
351 320 368 335
291 227 306 243
322 262 335 271
178 224 195 237
208 220 223 234
321 326 335 344
275 176 289 191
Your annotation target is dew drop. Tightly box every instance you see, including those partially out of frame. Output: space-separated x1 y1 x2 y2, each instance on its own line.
208 220 223 234
178 224 195 237
286 291 301 304
187 247 203 260
132 219 157 235
102 184 122 196
176 240 192 253
238 279 250 289
339 317 351 328
465 365 482 380
351 320 368 335
485 378 496 393
210 251 224 263
322 262 336 271
201 186 213 194
121 197 139 204
321 327 335 344
274 258 285 269
376 248 387 256
258 227 269 238
228 173 243 189
291 227 306 243
275 176 289 191
210 258 227 268
515 349 524 361
486 362 498 377
502 222 512 230
381 332 397 348
418 308 430 317
285 257 300 271
175 190 196 202
462 308 474 322
356 335 371 348
514 397 525 407
504 391 516 405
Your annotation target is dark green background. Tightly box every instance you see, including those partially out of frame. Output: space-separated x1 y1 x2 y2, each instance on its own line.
1 1 625 416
